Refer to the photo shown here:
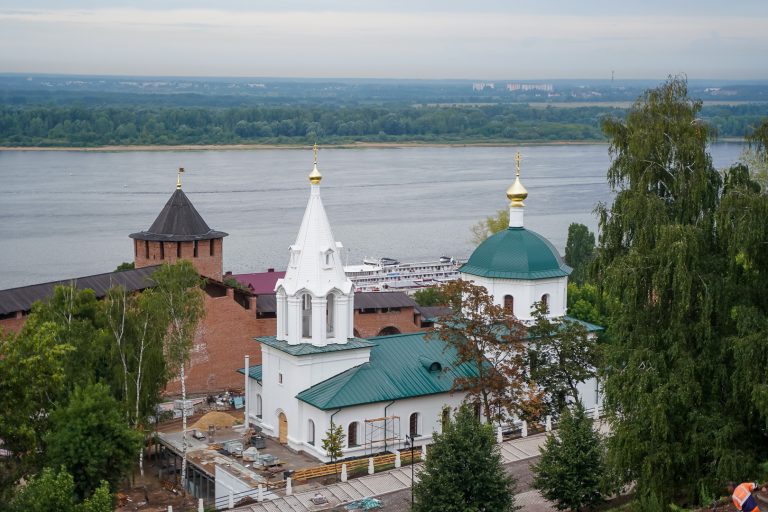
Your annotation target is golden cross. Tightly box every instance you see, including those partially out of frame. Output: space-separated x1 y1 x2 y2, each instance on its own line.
177 167 185 189
313 143 318 165
515 152 521 176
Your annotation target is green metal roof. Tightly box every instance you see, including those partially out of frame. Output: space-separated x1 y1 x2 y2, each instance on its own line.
257 336 376 357
460 227 572 280
296 332 479 410
236 365 262 383
563 316 604 333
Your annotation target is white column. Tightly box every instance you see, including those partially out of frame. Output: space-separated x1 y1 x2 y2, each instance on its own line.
276 293 286 340
395 451 401 468
368 457 375 475
287 296 302 344
545 415 552 432
336 295 350 342
522 421 528 438
421 444 427 461
244 355 250 427
348 296 355 338
286 477 293 496
496 426 503 444
312 297 327 346
198 499 204 512
341 463 348 482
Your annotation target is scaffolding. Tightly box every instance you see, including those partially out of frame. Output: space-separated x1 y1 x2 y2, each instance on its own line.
364 415 401 455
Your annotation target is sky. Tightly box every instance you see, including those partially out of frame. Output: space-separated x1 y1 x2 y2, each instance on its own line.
0 1 766 80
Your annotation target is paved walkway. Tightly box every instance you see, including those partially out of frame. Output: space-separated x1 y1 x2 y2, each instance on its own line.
231 431 555 511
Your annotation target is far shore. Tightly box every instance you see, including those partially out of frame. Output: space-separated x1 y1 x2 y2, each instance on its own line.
0 138 746 152
0 141 612 152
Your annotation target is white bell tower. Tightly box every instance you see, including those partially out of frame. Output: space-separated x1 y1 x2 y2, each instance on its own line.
275 144 355 346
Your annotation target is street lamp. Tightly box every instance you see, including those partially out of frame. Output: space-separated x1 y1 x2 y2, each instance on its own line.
404 433 420 507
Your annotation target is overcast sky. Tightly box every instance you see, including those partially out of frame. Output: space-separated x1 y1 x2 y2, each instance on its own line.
0 0 766 80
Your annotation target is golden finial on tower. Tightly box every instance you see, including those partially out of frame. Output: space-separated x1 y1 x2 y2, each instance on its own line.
309 143 322 185
177 167 185 189
506 151 528 207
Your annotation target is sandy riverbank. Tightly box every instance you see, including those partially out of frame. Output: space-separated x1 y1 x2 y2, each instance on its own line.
0 140 610 152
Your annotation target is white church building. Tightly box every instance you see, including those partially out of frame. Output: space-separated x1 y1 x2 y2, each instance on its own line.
242 148 601 462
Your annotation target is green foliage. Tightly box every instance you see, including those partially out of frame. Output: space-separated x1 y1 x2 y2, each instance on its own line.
527 302 599 417
223 277 249 292
470 208 509 245
564 223 596 285
533 403 606 511
596 77 768 509
7 468 113 512
431 280 542 424
413 404 517 512
413 287 449 307
45 383 142 499
566 283 609 326
321 422 346 481
115 261 135 272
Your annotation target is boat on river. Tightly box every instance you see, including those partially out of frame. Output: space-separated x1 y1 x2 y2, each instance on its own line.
344 256 463 293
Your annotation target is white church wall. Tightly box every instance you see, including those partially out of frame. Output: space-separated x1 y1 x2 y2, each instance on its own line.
294 392 469 462
465 274 568 320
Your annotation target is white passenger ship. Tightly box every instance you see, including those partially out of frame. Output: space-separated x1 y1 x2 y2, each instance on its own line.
344 256 464 293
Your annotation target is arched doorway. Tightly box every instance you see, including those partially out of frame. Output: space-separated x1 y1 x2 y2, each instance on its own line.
377 326 401 336
278 412 288 444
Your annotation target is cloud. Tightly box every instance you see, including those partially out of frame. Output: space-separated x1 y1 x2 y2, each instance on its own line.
0 8 765 78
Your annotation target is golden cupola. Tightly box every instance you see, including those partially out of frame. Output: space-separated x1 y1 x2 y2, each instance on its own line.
506 151 528 207
308 143 323 185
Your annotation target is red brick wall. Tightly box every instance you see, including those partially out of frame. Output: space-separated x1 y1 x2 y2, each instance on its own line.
164 289 272 397
134 238 223 281
0 312 26 334
353 307 422 338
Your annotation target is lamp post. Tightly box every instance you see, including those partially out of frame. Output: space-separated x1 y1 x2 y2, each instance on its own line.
405 433 420 508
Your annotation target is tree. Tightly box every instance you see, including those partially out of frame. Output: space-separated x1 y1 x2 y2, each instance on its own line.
321 422 345 481
150 261 205 492
470 208 509 244
533 403 606 511
8 468 113 512
527 302 600 417
0 322 74 500
595 77 767 508
45 383 142 499
563 223 595 285
102 286 167 477
413 287 448 307
431 279 541 424
413 404 517 512
115 261 135 272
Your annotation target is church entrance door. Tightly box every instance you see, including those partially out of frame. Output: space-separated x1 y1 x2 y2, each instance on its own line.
278 412 288 444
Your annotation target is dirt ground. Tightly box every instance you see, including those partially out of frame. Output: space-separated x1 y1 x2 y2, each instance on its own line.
116 457 198 512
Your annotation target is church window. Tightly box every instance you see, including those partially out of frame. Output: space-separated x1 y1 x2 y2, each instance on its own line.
256 394 262 418
278 372 283 384
160 241 165 260
194 240 199 257
326 294 335 336
348 422 359 447
302 294 312 338
308 420 315 445
504 295 514 316
409 413 420 436
541 293 550 312
177 242 182 258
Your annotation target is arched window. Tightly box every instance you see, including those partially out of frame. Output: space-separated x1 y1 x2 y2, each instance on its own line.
409 413 420 436
348 422 359 447
308 419 315 445
541 293 550 312
256 394 262 418
326 294 335 336
377 326 401 337
503 295 514 316
302 293 312 338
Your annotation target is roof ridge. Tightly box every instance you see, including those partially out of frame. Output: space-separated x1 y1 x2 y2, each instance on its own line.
0 264 162 293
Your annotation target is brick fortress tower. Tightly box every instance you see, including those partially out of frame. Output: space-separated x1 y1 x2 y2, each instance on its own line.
129 168 228 281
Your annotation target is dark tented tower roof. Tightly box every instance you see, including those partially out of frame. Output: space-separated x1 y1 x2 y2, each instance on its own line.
129 188 228 242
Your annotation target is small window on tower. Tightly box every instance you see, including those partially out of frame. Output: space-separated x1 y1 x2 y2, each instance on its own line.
144 240 149 259
177 242 182 258
210 239 215 257
160 242 165 260
194 240 199 258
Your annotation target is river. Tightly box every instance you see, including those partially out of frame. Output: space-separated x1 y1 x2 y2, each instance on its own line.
0 143 745 289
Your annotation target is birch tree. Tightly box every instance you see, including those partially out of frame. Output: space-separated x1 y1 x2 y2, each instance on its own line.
149 261 205 492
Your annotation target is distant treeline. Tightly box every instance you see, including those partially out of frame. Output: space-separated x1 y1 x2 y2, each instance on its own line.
0 103 765 146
